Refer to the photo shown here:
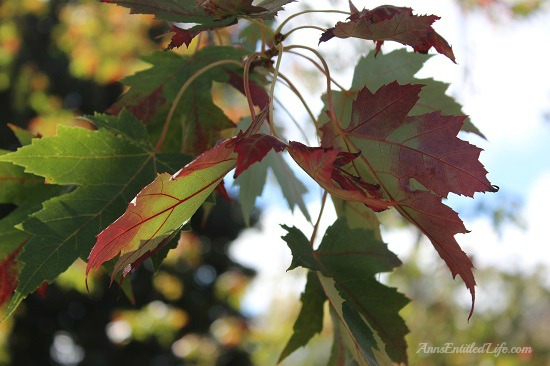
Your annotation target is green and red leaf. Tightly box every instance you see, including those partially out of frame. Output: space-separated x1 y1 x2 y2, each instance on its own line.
320 81 496 316
86 113 269 280
345 82 494 198
86 138 238 281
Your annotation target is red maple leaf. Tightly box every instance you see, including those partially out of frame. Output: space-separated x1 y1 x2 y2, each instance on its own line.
320 4 456 63
321 81 497 317
233 134 286 177
346 82 494 198
166 25 201 50
288 141 391 212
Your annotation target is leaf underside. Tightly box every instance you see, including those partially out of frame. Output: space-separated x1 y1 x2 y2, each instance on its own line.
282 218 410 364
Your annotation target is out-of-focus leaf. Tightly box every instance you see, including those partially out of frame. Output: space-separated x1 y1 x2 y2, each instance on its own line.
101 0 295 47
233 156 268 226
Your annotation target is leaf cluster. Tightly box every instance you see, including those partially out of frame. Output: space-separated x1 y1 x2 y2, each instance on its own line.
0 1 497 364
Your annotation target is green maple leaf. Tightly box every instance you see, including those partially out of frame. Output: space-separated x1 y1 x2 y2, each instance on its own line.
0 127 61 260
281 218 409 365
0 110 189 317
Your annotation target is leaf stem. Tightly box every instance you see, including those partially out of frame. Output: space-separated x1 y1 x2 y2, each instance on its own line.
309 190 328 247
243 52 269 120
282 25 327 38
284 45 341 133
267 43 284 138
154 59 242 152
275 9 350 35
286 50 352 95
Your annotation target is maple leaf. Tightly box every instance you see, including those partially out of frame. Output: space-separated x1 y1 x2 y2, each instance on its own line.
287 141 391 212
86 113 270 281
320 4 456 63
234 145 310 225
166 25 201 49
281 219 409 364
0 110 188 317
320 81 497 317
230 115 310 225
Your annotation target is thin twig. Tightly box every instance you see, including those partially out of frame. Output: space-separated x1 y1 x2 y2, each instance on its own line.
267 43 284 137
309 190 328 247
154 59 242 152
275 9 350 35
243 52 268 120
284 45 341 133
286 50 352 95
283 25 327 38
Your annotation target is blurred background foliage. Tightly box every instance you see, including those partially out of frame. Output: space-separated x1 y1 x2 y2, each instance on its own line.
0 0 549 365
